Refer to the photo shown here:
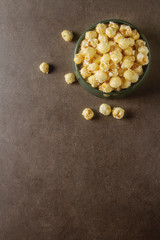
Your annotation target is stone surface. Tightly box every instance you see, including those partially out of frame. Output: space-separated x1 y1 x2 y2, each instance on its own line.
0 0 160 239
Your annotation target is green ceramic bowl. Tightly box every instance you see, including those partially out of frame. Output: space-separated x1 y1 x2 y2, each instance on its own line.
73 19 151 99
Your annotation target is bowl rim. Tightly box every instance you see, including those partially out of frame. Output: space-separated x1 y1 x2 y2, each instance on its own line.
73 19 151 97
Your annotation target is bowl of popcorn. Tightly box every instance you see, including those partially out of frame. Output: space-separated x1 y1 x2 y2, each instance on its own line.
73 19 151 98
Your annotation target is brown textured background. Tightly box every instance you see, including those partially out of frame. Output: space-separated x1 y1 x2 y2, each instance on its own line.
0 0 160 239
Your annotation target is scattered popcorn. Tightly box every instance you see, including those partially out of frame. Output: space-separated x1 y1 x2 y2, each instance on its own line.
99 103 111 115
64 73 75 84
42 22 150 123
112 107 125 119
82 108 94 120
39 62 49 74
61 30 73 42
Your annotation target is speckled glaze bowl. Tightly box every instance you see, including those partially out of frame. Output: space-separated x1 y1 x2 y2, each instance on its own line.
73 19 151 99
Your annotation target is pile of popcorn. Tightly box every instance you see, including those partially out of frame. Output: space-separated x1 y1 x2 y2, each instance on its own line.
73 22 149 93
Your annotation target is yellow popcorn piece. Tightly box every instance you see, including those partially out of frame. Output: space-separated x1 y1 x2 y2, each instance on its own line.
64 73 75 84
112 107 125 119
82 108 94 120
99 103 111 115
61 30 73 42
39 62 49 74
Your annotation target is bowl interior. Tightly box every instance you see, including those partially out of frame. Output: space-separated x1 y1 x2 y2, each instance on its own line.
73 19 151 97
